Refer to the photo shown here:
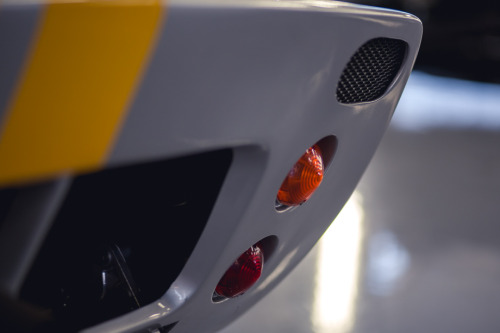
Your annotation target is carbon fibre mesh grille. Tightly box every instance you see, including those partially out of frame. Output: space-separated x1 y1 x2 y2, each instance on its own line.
336 38 407 104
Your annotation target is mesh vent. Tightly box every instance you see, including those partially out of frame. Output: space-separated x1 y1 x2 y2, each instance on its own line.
336 38 407 104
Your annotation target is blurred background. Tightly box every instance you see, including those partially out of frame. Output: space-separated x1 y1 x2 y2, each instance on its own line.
219 1 500 332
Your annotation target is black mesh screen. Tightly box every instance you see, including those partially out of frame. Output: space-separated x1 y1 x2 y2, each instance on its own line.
336 38 407 104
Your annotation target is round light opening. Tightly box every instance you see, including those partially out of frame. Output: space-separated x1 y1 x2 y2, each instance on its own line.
213 245 263 301
276 144 324 208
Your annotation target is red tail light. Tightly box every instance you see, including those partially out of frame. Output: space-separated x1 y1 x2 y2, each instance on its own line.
214 245 263 300
277 144 324 207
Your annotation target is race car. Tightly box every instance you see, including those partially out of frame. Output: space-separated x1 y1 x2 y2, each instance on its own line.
0 0 421 332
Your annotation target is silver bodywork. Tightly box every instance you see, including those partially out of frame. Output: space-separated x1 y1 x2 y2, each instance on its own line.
0 1 421 332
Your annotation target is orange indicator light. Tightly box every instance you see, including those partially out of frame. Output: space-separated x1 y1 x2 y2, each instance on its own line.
277 144 324 207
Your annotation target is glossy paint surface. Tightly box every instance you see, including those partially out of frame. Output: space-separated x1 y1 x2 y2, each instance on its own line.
0 1 164 186
0 2 421 332
219 72 500 332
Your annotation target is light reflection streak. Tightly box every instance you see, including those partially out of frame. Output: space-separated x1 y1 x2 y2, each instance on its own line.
367 231 409 296
393 71 500 130
312 192 364 333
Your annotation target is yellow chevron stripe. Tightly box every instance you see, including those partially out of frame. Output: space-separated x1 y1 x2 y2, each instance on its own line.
0 0 163 186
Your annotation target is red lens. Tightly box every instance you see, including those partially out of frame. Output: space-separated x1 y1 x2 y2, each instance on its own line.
215 245 263 299
277 144 324 207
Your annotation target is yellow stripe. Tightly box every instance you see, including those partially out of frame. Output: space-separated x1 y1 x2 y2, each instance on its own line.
0 0 163 186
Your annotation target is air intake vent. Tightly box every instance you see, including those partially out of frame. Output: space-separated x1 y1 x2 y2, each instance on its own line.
20 149 232 332
336 38 407 104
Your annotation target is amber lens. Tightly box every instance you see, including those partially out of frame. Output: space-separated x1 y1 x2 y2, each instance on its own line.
277 144 324 206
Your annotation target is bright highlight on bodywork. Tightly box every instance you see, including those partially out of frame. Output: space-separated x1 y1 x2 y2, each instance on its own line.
277 144 324 207
312 192 364 333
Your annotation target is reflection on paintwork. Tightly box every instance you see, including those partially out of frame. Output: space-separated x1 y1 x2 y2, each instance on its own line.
366 231 409 296
312 192 364 333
